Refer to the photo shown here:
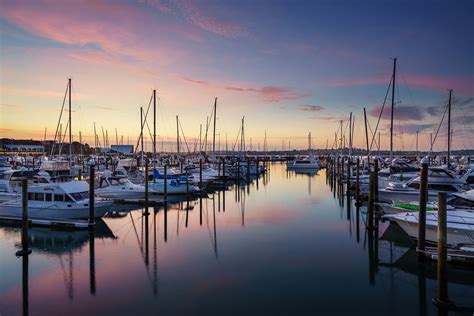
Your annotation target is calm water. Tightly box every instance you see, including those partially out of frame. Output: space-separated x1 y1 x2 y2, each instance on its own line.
1 163 473 315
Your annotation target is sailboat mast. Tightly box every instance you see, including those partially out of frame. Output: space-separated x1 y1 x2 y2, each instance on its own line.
416 130 419 157
176 115 180 154
447 89 452 165
140 107 144 164
153 89 156 161
213 98 217 153
363 107 369 155
68 78 72 162
390 58 397 160
349 112 352 157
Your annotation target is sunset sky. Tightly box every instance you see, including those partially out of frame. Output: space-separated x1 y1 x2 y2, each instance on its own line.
1 0 473 151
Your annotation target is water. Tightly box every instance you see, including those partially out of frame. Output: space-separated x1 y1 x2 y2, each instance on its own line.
1 163 473 315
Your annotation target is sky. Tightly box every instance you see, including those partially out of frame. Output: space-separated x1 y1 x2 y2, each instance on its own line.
1 0 473 152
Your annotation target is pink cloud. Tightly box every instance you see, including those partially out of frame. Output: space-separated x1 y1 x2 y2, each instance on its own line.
368 104 424 121
299 104 325 112
179 76 310 103
143 0 246 38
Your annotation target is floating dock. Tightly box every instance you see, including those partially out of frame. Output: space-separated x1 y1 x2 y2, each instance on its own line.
0 215 93 230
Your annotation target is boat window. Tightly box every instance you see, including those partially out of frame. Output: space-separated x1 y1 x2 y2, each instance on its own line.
70 191 89 201
111 178 128 185
28 192 34 200
466 176 474 185
34 193 44 201
450 196 474 207
65 195 74 202
407 182 419 189
45 193 52 201
54 194 64 202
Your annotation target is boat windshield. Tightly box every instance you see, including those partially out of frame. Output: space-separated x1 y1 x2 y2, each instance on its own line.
111 178 128 185
69 191 89 201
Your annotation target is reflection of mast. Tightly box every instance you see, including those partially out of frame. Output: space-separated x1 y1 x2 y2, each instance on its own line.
213 194 218 258
241 187 246 227
59 251 74 300
153 208 158 296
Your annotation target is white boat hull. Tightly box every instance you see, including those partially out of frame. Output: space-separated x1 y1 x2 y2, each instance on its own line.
0 201 113 219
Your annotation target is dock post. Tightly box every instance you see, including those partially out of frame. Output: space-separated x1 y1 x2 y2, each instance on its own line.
180 161 183 173
237 160 241 180
199 159 203 188
355 158 361 206
374 159 379 202
347 156 351 194
418 157 429 252
164 164 168 202
89 160 95 227
222 157 225 180
145 158 149 214
246 157 250 180
16 179 32 256
78 168 82 180
366 171 375 230
218 159 221 177
432 192 454 309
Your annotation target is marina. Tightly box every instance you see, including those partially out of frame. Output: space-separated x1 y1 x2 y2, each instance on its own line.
1 0 473 315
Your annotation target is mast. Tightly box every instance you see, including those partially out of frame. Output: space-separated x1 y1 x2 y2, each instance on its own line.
363 107 369 155
93 122 97 149
339 120 343 153
199 124 202 152
447 89 452 165
308 132 311 151
140 107 144 165
115 128 118 145
349 112 352 157
416 130 419 157
176 115 180 154
212 98 217 153
390 58 397 161
153 89 156 162
68 78 72 163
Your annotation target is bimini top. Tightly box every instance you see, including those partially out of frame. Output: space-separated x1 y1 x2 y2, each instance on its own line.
40 160 70 171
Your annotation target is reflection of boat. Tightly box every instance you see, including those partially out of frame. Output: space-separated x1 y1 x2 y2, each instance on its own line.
383 210 474 246
0 181 113 219
385 248 474 285
0 219 115 255
293 169 319 176
96 175 161 200
287 155 320 170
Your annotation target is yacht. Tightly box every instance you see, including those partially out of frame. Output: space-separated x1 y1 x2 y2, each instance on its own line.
378 167 466 203
96 175 160 200
383 210 474 246
0 181 113 219
287 155 320 170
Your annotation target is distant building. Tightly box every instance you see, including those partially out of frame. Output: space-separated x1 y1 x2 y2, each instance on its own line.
2 144 46 155
98 145 134 155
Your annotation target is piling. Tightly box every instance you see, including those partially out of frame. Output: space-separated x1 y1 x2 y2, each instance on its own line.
418 157 429 251
16 179 32 256
164 164 168 202
180 161 183 173
374 159 379 202
218 159 221 177
237 160 241 180
432 192 454 309
144 158 149 213
355 158 361 206
366 171 375 229
89 162 95 226
222 157 225 179
78 168 82 180
186 172 189 196
346 156 351 193
246 157 250 180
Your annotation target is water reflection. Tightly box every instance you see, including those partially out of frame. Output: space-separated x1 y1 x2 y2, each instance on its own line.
1 163 474 315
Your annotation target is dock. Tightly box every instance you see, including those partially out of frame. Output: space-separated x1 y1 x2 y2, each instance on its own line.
0 214 93 230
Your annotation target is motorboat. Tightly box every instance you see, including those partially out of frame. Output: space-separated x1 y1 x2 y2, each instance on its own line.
378 167 466 203
383 210 474 246
0 181 113 219
96 175 160 200
287 155 320 170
